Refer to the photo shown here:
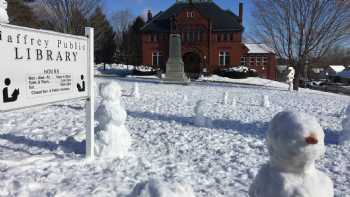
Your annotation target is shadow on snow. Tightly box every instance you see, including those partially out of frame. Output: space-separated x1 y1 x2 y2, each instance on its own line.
127 110 268 139
0 133 85 155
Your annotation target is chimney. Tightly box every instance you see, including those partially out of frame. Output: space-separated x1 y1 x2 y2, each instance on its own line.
147 10 153 22
239 2 243 24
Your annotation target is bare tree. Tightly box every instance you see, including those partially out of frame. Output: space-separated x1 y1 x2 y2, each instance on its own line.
33 0 100 35
111 9 134 47
251 0 350 90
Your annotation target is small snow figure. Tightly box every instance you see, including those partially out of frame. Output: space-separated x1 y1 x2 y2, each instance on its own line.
131 83 140 98
286 67 295 92
194 100 212 127
232 97 237 107
0 0 9 24
249 111 333 197
223 92 229 105
182 94 188 103
95 81 132 159
261 95 270 108
339 105 350 145
128 179 196 197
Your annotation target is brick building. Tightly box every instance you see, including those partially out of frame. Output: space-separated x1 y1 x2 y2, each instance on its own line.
241 44 277 79
141 0 277 80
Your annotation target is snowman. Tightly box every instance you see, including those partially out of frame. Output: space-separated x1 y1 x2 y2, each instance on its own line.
95 81 132 159
339 105 350 144
249 111 333 197
286 67 295 92
0 0 9 24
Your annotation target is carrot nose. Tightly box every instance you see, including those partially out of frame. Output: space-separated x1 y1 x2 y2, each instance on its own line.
305 136 318 145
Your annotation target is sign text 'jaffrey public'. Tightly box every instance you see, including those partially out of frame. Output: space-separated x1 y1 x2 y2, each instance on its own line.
0 24 89 111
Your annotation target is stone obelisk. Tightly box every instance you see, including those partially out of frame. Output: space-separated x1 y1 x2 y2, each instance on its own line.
0 0 9 24
163 34 190 84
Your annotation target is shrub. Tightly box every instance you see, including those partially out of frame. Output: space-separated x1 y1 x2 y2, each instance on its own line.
217 66 258 79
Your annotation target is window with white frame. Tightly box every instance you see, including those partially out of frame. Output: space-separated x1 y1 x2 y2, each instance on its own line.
250 57 255 66
262 56 267 66
240 56 246 66
187 11 194 18
152 51 162 66
219 51 230 66
256 56 262 66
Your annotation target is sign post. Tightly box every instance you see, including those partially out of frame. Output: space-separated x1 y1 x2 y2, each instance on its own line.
0 23 95 159
85 27 94 159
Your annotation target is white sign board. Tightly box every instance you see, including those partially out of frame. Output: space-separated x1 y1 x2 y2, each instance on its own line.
0 24 89 112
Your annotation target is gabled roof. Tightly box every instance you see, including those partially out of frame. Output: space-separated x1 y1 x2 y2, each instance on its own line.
142 2 243 33
328 65 345 73
245 43 275 54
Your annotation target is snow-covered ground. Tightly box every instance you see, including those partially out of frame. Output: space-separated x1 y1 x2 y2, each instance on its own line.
0 77 349 196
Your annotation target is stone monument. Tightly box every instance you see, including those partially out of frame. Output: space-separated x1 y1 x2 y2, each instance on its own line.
163 34 190 84
0 0 9 24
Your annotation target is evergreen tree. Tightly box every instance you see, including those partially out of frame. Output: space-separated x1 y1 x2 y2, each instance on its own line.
119 16 145 66
7 0 41 28
89 7 116 65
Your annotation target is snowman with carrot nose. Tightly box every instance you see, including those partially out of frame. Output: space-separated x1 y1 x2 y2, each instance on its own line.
249 111 333 197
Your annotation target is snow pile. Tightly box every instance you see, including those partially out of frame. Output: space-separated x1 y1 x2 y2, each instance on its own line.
340 105 350 145
193 100 212 127
131 83 140 98
128 179 196 197
0 0 9 23
261 95 270 108
198 75 289 89
249 111 333 197
95 81 132 159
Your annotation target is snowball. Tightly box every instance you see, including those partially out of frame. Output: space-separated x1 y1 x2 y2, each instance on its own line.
249 111 333 197
128 179 196 197
95 81 131 159
0 0 9 24
194 100 212 127
99 81 122 101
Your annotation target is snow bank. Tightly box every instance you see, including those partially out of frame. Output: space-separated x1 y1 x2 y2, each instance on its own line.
95 81 132 159
128 179 196 197
250 111 333 197
0 0 9 23
198 75 288 89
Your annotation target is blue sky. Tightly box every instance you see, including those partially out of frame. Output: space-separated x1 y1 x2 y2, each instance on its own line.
102 0 254 34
